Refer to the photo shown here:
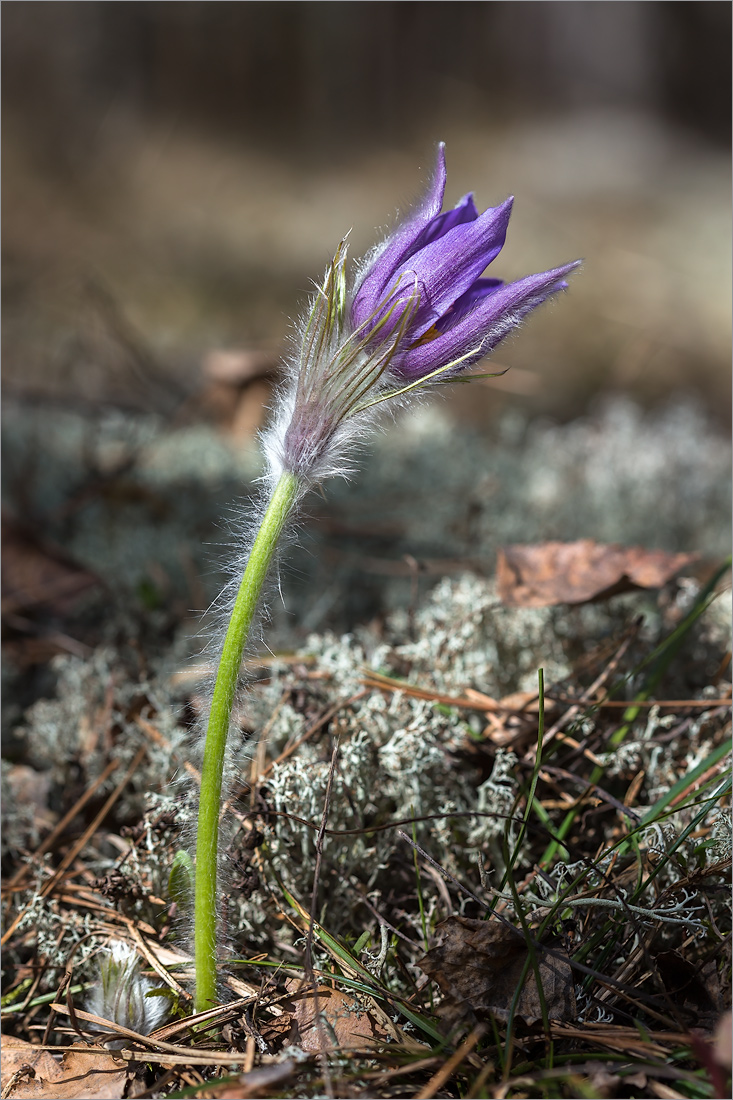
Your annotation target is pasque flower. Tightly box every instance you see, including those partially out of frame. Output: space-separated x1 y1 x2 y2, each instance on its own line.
273 142 580 482
193 143 580 1015
352 143 580 383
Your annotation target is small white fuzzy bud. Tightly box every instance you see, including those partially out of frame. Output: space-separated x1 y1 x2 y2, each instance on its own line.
86 940 168 1035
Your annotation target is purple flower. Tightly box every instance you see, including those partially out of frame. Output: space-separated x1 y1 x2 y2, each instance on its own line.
351 143 580 381
273 144 580 482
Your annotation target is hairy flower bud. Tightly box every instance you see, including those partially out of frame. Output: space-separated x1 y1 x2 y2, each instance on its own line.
87 940 167 1036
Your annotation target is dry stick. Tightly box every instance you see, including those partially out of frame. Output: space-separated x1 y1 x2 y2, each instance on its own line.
362 671 507 712
41 970 71 1048
1 746 147 946
536 732 605 768
41 746 147 900
226 806 521 842
540 765 642 823
350 879 423 950
466 1060 496 1100
364 670 729 715
559 696 731 708
242 1033 256 1075
363 1057 443 1086
129 926 191 1001
18 925 66 1024
415 1025 485 1100
668 756 730 808
1 1067 37 1100
39 927 105 1048
51 998 256 1054
549 1021 690 1051
305 741 340 976
168 652 317 689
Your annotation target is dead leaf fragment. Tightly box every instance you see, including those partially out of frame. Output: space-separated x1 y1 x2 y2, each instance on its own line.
227 378 272 444
1 1039 60 1097
0 1038 127 1099
497 540 699 607
202 348 276 385
588 1070 623 1098
283 979 394 1052
418 916 575 1028
714 1010 732 1068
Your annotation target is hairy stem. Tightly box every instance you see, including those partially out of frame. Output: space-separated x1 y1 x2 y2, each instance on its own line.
194 470 299 1014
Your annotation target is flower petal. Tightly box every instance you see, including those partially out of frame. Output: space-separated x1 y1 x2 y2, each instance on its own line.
394 196 514 339
351 143 447 329
411 192 479 252
391 260 582 380
435 277 503 332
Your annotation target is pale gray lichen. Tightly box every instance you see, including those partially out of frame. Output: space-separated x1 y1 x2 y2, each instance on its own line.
15 888 100 974
239 571 729 946
12 646 194 822
6 557 729 981
394 574 571 697
1 762 52 857
710 812 732 862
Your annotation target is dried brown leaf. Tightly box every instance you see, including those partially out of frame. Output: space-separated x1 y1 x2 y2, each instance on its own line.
714 1010 732 1069
227 379 271 443
0 1039 127 1099
418 916 575 1028
283 980 395 1052
587 1070 623 1098
202 348 276 385
496 540 698 607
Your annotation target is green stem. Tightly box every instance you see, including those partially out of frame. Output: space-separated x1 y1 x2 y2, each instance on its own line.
194 470 299 1014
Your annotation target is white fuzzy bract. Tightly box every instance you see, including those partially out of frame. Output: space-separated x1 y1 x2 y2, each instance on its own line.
86 940 168 1035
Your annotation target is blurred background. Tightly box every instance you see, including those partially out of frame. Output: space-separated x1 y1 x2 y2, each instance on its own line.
2 1 731 683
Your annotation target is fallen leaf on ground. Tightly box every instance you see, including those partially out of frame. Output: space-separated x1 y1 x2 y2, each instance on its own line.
0 1038 128 1099
418 916 575 1028
202 348 276 385
587 1070 623 1098
714 1010 732 1068
228 379 272 443
197 350 275 437
283 979 395 1051
496 540 699 607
